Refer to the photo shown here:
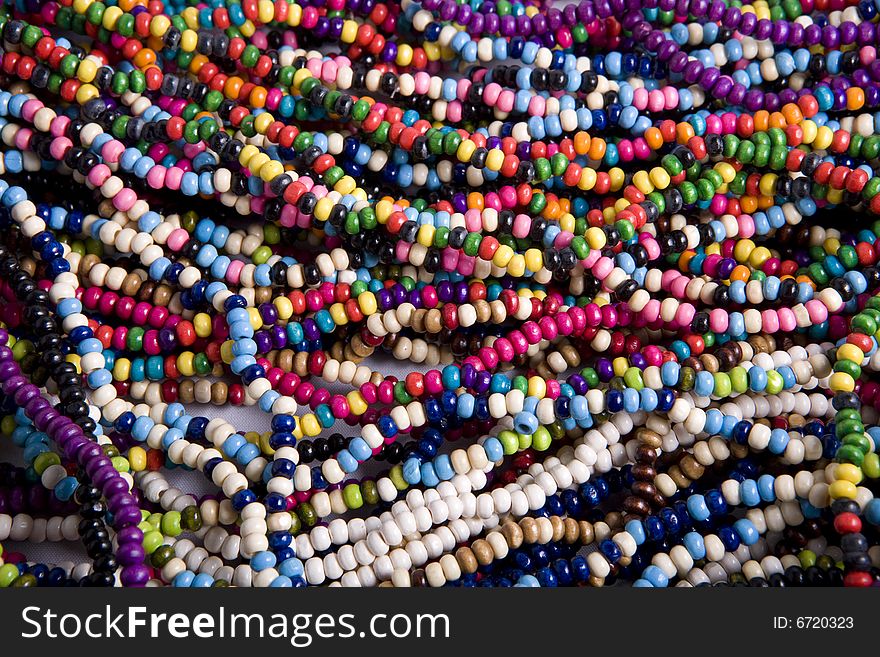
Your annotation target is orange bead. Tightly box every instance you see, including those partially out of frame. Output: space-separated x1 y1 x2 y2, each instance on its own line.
753 110 770 132
467 192 484 210
740 196 758 214
769 112 787 129
847 86 865 110
675 121 694 144
132 48 156 68
573 132 591 155
729 265 751 283
781 103 803 125
249 86 267 108
643 127 663 150
588 138 606 161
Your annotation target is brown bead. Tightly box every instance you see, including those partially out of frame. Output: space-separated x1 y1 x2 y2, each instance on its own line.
563 518 579 544
730 442 749 459
630 463 656 481
560 344 581 367
578 521 595 545
153 284 173 307
425 309 443 333
588 575 604 587
682 356 702 372
549 516 565 542
635 445 658 463
623 496 651 516
632 481 658 501
455 547 478 574
211 382 227 404
294 351 309 376
636 428 662 448
699 353 719 373
471 539 494 566
411 309 427 334
411 569 427 587
178 380 195 404
137 281 156 303
255 287 272 304
668 465 691 489
277 350 294 372
519 518 539 544
605 512 623 530
501 521 523 549
679 455 705 480
121 273 142 297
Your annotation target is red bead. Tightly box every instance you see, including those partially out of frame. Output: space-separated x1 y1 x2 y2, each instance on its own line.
834 512 862 534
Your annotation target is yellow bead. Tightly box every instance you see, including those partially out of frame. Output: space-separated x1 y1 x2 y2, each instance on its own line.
578 168 597 191
301 414 322 437
287 4 302 25
733 238 755 263
493 244 514 268
800 120 818 144
585 226 607 250
507 254 526 277
181 7 200 28
102 6 122 29
835 463 863 485
828 479 858 500
113 358 132 382
632 170 654 195
416 224 435 247
527 376 546 399
246 307 262 330
314 196 334 222
292 68 312 93
329 303 348 326
149 14 171 37
180 29 198 52
485 149 504 172
758 173 778 197
395 44 414 67
238 144 259 167
334 176 357 196
341 20 358 43
524 248 543 272
273 296 293 320
823 237 841 255
177 352 195 376
347 391 368 416
648 167 671 189
836 344 864 364
254 113 275 136
247 152 270 177
376 200 394 223
456 139 477 164
829 371 855 392
75 83 99 105
748 246 772 269
813 126 834 150
608 167 625 191
193 312 212 337
258 0 274 23
220 341 234 364
65 353 81 373
612 357 629 377
358 291 378 315
715 162 737 184
128 446 147 472
239 19 255 37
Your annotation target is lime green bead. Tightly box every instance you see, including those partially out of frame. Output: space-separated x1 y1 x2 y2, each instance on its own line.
517 432 532 450
389 465 407 490
498 430 519 455
33 451 61 475
713 372 732 398
765 369 784 394
160 511 183 537
0 563 18 587
623 367 644 391
343 483 364 510
532 426 552 451
142 530 164 554
798 549 817 569
111 456 130 473
252 245 272 265
862 452 880 478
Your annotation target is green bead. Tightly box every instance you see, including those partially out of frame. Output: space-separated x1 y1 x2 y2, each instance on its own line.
193 352 211 375
323 166 344 186
534 158 552 181
343 483 364 509
838 245 858 269
836 444 865 466
22 25 43 47
60 54 80 78
833 359 862 379
12 574 37 588
852 313 877 335
862 136 880 160
616 219 635 241
571 236 589 259
160 510 183 537
679 367 695 391
463 232 481 257
765 369 784 394
498 430 519 455
362 480 379 505
150 545 175 568
581 367 599 387
181 506 202 531
723 134 740 158
129 70 146 93
241 44 260 67
842 433 871 453
661 154 683 176
735 140 755 164
142 529 164 554
798 550 817 569
296 503 317 527
252 245 272 265
550 152 568 176
623 367 643 390
513 375 529 394
862 452 880 478
531 426 552 451
373 121 390 144
0 563 18 587
433 226 450 248
393 381 413 404
713 372 732 398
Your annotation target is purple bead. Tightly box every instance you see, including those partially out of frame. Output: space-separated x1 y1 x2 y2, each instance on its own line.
117 543 146 567
708 0 725 21
728 83 747 105
772 20 789 44
723 6 740 28
548 8 562 30
755 19 772 40
699 67 720 90
500 14 515 37
822 25 839 48
113 505 144 528
669 51 689 73
788 23 804 46
740 12 756 35
121 564 150 587
484 12 499 34
13 383 39 407
532 13 547 35
658 40 677 62
645 30 665 52
118 525 144 546
713 76 733 99
744 90 764 112
683 60 703 84
805 24 822 46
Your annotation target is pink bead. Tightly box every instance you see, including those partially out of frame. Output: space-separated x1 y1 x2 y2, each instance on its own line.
805 299 828 323
359 383 377 405
146 166 166 189
592 256 613 281
583 303 602 327
761 309 780 334
88 164 111 187
737 214 756 239
512 214 531 238
601 304 618 328
493 337 514 362
642 299 661 323
424 370 443 395
112 188 137 212
674 303 695 327
777 307 797 332
568 306 586 334
483 82 502 105
132 302 151 326
545 379 561 400
167 228 190 252
478 347 499 370
709 308 729 333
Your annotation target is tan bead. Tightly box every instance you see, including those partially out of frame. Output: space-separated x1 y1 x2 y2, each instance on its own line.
679 455 705 480
563 518 579 544
668 465 691 489
636 428 662 448
455 547 478 574
471 539 494 566
211 382 228 405
179 380 195 404
519 518 539 544
579 521 595 545
501 522 523 549
549 516 565 542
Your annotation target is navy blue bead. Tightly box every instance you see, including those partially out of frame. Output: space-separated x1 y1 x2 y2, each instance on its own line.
231 489 256 510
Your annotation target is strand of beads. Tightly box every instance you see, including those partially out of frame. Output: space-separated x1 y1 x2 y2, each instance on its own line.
2 0 880 588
